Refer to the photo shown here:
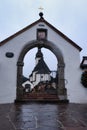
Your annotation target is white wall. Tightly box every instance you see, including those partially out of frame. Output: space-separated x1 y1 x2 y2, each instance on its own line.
30 73 51 87
43 23 87 103
0 27 37 103
47 25 87 103
0 21 86 103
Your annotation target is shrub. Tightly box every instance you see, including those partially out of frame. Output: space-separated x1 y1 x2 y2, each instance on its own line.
81 71 87 88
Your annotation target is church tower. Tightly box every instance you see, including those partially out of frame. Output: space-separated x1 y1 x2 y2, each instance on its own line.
29 47 51 87
35 47 43 65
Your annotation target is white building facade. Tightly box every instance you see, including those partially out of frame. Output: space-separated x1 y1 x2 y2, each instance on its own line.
29 47 51 87
0 13 87 103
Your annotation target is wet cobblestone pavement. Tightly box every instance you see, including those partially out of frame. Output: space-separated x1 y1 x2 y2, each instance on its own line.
0 103 87 130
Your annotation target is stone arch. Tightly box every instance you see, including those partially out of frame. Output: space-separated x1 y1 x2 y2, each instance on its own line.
16 40 68 101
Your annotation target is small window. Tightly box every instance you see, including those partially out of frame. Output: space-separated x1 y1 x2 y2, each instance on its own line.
41 75 43 79
5 52 14 58
37 29 47 40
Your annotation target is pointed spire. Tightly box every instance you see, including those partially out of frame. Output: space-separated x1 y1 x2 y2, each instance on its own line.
36 47 43 58
35 47 43 65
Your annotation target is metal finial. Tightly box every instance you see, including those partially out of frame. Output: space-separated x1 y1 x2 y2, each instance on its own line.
38 7 44 18
39 12 43 18
38 6 44 11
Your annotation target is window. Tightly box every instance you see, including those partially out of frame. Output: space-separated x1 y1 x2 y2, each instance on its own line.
41 75 43 79
37 29 47 40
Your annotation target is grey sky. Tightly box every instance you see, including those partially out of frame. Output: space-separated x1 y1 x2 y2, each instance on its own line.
0 0 87 76
23 48 57 77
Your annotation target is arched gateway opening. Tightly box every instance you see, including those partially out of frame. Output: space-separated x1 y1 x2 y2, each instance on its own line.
16 40 68 102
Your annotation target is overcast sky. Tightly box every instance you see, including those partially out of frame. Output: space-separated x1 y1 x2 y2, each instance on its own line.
0 0 87 77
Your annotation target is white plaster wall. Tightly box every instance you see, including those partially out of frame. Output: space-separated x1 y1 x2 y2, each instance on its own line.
0 21 86 103
0 26 38 103
46 24 87 103
31 74 50 87
0 47 17 103
34 74 40 86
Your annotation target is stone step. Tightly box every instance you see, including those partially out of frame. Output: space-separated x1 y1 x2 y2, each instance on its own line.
23 93 58 100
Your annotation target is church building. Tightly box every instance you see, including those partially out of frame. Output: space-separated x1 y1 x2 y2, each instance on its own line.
0 12 87 103
29 47 51 87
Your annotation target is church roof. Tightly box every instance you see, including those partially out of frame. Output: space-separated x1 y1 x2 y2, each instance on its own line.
22 75 29 83
32 58 50 74
0 13 82 51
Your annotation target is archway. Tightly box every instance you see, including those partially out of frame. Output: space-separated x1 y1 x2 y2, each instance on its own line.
23 47 57 78
16 40 68 102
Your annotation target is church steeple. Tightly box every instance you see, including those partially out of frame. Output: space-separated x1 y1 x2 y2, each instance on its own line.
35 47 43 65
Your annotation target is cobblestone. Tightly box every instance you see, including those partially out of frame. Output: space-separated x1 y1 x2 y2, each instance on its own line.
0 103 87 130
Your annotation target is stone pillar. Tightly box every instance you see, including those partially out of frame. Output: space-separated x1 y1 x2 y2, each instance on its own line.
16 61 24 101
57 63 67 100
